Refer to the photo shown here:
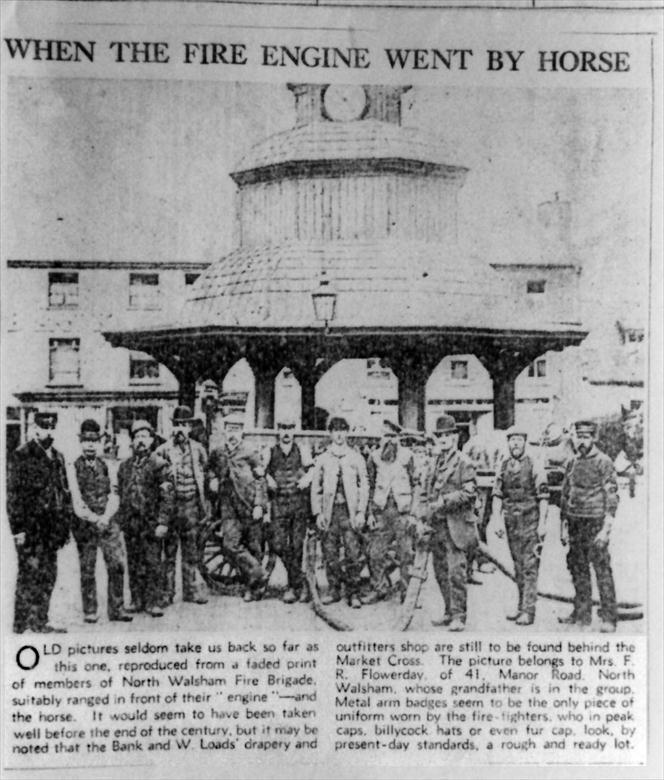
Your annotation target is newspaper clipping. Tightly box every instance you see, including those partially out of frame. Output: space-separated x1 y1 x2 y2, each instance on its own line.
1 0 662 777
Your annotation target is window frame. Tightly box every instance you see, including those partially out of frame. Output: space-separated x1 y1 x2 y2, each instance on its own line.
48 337 81 385
128 272 161 310
48 271 80 309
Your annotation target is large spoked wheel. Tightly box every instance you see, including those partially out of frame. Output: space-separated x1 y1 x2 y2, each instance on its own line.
198 520 276 596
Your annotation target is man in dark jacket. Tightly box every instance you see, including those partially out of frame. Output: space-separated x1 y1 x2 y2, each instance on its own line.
116 419 164 617
208 412 269 602
265 417 313 603
421 415 478 632
559 420 619 633
71 419 130 624
7 412 71 633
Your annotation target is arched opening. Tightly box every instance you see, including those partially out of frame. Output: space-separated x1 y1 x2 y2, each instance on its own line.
426 355 493 448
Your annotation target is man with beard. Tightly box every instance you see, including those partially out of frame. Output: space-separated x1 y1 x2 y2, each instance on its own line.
363 419 417 604
422 415 478 632
265 417 313 604
208 412 269 602
153 406 209 606
71 419 130 624
117 419 165 617
7 412 71 633
559 420 619 633
491 427 549 626
311 416 369 609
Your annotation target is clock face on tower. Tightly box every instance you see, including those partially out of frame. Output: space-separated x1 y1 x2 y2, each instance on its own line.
322 84 368 122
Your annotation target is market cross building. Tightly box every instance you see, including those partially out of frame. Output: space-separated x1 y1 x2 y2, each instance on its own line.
104 83 587 433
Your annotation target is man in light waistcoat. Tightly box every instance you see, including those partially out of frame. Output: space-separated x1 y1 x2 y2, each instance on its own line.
363 419 417 604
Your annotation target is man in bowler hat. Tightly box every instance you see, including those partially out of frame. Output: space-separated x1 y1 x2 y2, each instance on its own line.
559 420 619 632
265 417 313 604
421 414 478 632
153 406 209 606
7 412 71 633
70 419 131 623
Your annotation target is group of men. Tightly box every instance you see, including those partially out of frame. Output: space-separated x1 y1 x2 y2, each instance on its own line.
8 405 620 635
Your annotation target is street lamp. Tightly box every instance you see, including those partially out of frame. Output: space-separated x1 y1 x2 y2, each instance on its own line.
311 272 337 333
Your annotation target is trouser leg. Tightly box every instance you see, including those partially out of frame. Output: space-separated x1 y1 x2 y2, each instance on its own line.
338 506 362 597
75 533 99 616
567 520 592 621
14 545 42 632
100 522 126 617
589 535 617 625
162 525 179 604
321 512 343 594
220 500 264 588
367 509 392 593
520 524 540 618
442 521 467 622
34 545 58 629
431 524 451 617
506 519 524 612
124 527 144 609
176 498 206 601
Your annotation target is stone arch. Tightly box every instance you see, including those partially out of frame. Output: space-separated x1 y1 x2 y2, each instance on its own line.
426 354 493 447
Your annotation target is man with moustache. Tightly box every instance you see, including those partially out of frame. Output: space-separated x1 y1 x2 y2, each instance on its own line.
153 406 209 606
559 420 619 633
363 419 417 604
117 419 165 617
491 427 549 626
421 415 478 632
208 412 269 602
7 412 71 633
265 417 313 604
70 419 130 624
311 416 369 609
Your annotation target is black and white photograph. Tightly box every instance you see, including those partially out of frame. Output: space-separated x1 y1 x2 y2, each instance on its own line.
1 0 661 776
4 74 649 635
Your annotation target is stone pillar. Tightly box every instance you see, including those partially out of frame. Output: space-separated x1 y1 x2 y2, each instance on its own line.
390 350 438 432
492 372 516 430
300 373 318 430
254 365 278 429
178 373 197 412
398 371 428 431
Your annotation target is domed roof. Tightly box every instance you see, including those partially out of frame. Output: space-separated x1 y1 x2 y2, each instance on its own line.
233 120 465 181
179 239 580 333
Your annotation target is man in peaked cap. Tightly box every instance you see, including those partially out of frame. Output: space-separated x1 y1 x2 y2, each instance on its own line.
559 419 619 632
208 411 270 602
491 426 549 626
70 419 130 624
265 416 314 603
311 416 369 609
420 414 478 632
7 411 71 633
116 419 165 617
363 419 417 604
152 406 209 606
